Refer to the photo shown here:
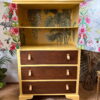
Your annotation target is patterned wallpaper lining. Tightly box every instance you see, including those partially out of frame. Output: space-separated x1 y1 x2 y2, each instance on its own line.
0 2 19 54
78 0 100 52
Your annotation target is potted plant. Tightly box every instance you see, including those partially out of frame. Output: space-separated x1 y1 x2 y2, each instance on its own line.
0 56 11 88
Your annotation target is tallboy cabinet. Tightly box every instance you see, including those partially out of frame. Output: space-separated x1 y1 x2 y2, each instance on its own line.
12 0 83 100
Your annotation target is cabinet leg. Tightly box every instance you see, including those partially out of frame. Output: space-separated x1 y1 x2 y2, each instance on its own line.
65 95 79 100
19 95 33 100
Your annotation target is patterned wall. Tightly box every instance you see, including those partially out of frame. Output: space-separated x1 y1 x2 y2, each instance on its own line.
1 0 99 82
0 2 19 82
78 0 100 52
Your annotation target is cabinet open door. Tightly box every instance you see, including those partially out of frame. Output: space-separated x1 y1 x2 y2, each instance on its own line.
0 2 19 52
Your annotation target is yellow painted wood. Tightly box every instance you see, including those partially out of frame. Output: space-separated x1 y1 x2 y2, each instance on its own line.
19 95 33 100
13 0 84 4
20 64 78 67
17 4 80 9
19 94 79 100
17 50 22 95
20 94 77 96
22 79 77 82
16 0 83 99
20 45 79 50
18 26 79 29
71 6 79 27
76 50 81 94
65 94 79 100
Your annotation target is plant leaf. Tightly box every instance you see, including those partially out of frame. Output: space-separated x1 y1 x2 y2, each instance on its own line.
0 56 12 67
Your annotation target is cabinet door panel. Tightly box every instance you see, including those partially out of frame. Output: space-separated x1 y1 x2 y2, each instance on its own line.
0 2 19 50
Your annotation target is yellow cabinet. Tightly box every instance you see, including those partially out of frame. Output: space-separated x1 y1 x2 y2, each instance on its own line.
16 0 83 100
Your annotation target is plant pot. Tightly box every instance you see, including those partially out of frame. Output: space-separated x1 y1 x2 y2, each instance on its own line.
0 81 6 89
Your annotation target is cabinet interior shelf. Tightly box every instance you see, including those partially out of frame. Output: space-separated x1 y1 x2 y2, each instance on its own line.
18 26 78 29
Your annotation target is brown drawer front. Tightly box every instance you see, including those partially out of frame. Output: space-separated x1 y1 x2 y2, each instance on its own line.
21 67 77 80
20 51 78 65
22 81 76 94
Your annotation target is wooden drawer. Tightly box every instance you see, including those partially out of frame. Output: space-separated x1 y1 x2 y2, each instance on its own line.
20 51 78 65
21 66 77 80
22 81 76 94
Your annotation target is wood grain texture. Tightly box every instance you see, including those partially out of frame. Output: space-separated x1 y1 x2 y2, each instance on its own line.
20 51 78 65
21 66 77 80
22 81 76 94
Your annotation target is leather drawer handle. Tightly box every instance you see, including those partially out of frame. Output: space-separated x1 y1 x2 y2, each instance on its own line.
66 84 69 90
66 69 70 76
29 85 33 91
28 54 32 61
66 54 70 60
28 70 32 77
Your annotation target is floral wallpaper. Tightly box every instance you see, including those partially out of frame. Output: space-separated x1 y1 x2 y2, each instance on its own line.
78 0 100 52
0 0 100 82
0 2 19 55
0 2 19 82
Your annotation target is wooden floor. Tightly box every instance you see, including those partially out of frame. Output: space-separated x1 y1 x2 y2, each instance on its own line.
0 83 99 100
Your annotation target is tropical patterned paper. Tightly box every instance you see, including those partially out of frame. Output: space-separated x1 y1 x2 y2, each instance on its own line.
78 0 100 52
0 2 19 54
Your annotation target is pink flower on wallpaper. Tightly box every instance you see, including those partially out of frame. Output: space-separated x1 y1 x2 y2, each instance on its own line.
98 48 100 52
10 43 16 50
0 40 3 48
85 17 91 24
79 39 85 45
80 2 87 7
79 26 86 34
9 3 17 11
12 16 18 22
10 27 19 35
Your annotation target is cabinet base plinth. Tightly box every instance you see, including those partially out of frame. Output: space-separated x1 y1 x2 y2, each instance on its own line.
19 95 33 100
66 94 79 100
19 94 79 100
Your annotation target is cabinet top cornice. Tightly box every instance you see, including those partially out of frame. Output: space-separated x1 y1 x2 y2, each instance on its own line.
13 0 84 4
